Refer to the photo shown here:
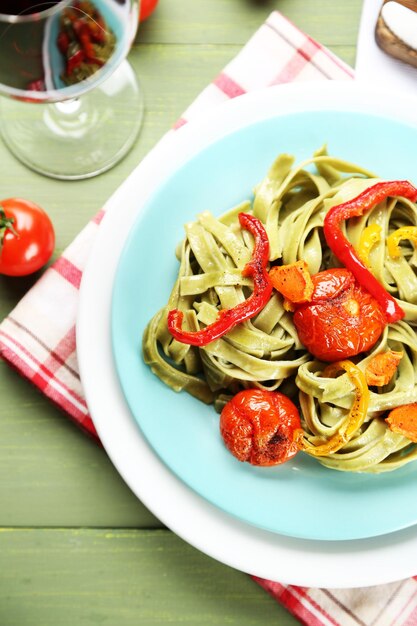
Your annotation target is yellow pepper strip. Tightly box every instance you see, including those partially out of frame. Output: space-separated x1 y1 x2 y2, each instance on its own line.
357 223 381 266
387 226 417 259
295 360 370 457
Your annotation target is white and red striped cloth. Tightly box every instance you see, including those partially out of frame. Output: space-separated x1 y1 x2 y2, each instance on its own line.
1 10 417 626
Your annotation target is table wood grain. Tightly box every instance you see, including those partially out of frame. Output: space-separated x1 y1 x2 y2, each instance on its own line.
0 1 362 624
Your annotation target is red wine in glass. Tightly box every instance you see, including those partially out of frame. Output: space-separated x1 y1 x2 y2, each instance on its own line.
1 1 59 14
0 1 133 100
0 0 143 179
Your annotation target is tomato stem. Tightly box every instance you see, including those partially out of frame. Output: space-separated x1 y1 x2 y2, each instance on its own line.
0 206 19 251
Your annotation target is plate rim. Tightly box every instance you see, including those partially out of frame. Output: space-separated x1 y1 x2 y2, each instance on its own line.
77 80 417 587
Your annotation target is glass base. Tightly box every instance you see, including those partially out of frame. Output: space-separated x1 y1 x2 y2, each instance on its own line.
0 61 144 180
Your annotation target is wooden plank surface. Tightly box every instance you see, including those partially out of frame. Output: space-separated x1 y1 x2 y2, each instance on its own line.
0 528 299 626
0 361 160 528
0 0 363 623
137 0 362 45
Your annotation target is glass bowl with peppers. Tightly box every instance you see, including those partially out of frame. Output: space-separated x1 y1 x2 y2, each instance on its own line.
0 0 144 179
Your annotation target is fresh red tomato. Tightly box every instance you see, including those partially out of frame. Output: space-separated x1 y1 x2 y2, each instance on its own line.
293 268 386 362
220 389 301 466
0 198 55 276
140 0 158 21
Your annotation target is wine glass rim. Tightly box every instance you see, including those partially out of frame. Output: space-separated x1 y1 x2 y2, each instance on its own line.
0 0 70 23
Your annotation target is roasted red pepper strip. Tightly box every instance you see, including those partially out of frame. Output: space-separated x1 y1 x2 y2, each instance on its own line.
73 19 105 66
167 213 272 346
323 181 417 324
57 31 70 55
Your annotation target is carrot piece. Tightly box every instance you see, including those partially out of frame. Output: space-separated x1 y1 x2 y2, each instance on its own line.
365 350 403 387
269 260 314 304
386 403 417 443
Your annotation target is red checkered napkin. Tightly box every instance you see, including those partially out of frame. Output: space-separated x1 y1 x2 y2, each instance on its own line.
2 10 417 626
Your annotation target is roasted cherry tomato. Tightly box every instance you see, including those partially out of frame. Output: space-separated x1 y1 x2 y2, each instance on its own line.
220 389 301 466
140 0 159 21
0 198 55 276
293 268 386 362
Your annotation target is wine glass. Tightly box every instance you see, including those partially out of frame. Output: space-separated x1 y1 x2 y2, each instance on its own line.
0 0 144 179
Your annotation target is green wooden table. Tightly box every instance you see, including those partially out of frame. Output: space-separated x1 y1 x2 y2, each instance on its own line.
0 1 362 624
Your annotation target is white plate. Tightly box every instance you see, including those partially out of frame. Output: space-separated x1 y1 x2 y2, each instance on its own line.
78 81 417 587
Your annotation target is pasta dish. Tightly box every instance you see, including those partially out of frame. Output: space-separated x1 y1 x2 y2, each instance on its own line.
143 147 417 473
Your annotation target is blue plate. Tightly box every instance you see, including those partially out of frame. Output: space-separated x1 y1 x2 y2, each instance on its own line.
111 109 417 541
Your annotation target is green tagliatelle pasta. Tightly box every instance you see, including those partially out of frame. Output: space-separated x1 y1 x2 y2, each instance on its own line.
142 147 417 473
